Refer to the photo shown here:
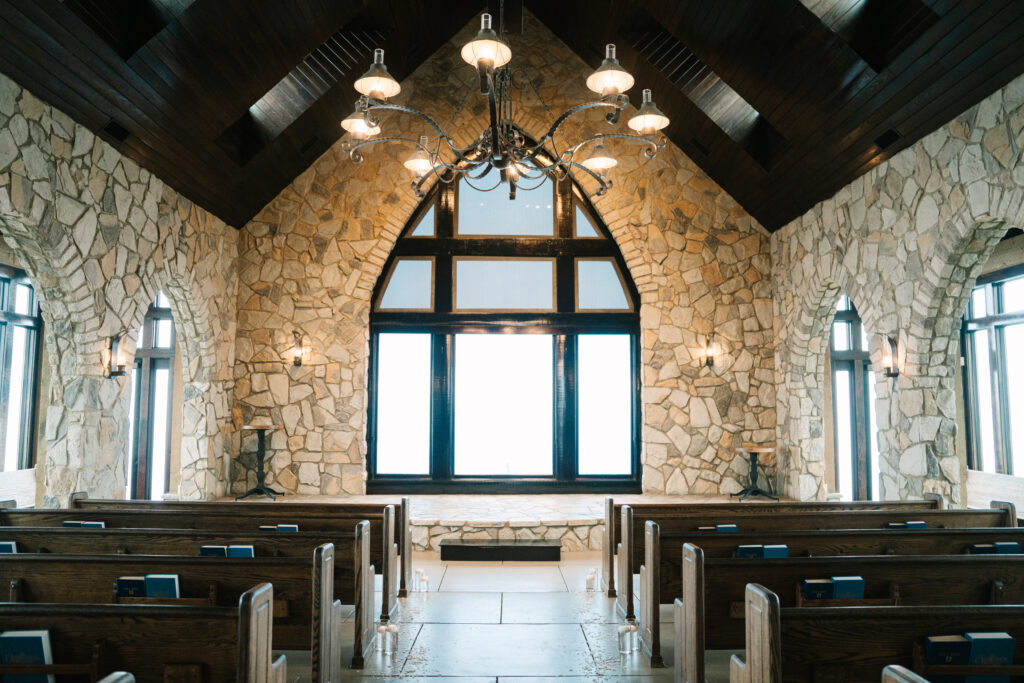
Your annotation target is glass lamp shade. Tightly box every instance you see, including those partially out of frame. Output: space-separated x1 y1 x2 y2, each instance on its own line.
580 144 617 174
585 44 634 96
460 13 512 68
404 136 433 176
354 48 401 100
341 109 381 139
628 89 670 133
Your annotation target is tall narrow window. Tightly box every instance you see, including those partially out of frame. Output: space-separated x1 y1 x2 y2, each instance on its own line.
127 292 176 500
963 269 1024 475
829 296 880 500
368 173 640 493
0 266 42 472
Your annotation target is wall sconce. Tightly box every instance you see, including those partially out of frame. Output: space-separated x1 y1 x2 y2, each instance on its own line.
107 334 126 378
702 332 715 367
881 335 899 378
292 331 303 367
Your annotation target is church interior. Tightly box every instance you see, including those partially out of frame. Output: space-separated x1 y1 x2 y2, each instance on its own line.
1 0 1024 680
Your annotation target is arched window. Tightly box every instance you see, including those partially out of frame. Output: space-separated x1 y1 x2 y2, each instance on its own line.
368 170 640 493
126 292 176 500
0 265 42 472
828 296 880 500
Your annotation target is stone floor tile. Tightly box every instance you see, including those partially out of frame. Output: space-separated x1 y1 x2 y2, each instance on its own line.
401 591 503 623
440 565 566 592
582 622 675 677
500 592 620 624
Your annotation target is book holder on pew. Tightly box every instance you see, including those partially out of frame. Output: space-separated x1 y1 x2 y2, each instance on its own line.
912 641 1024 678
0 641 104 682
794 581 902 608
112 581 218 606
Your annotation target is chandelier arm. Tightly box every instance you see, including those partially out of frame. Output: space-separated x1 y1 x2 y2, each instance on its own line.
515 96 629 166
565 160 613 196
563 132 665 164
362 102 484 167
480 63 503 166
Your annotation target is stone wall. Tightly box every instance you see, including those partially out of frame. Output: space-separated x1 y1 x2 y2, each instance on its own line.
234 11 775 496
772 74 1024 504
0 71 238 505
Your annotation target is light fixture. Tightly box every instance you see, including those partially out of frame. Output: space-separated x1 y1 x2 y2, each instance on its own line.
107 334 126 378
460 13 512 69
703 332 715 367
881 335 899 378
341 9 669 200
403 136 434 177
354 48 401 100
628 89 671 134
292 331 303 367
585 44 635 96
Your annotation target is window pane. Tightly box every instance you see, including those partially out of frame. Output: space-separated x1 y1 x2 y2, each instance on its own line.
379 259 433 310
454 334 553 475
577 259 630 310
575 205 598 237
155 291 171 309
155 318 174 348
868 371 879 500
831 321 851 351
1005 324 1024 475
454 259 554 310
126 366 138 498
3 326 28 471
13 284 32 315
858 322 869 352
971 329 997 472
149 365 170 500
375 333 432 475
578 335 632 474
410 205 435 237
1002 276 1024 314
837 296 851 311
971 286 987 318
457 167 554 236
834 369 853 501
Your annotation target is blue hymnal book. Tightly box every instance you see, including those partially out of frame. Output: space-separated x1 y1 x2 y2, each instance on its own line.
830 575 865 599
276 524 299 532
0 629 55 683
906 520 927 529
926 634 970 683
0 541 16 554
763 544 789 558
994 542 1021 554
144 574 180 599
115 576 146 597
200 545 227 557
61 520 104 528
966 631 1016 683
737 544 764 558
716 524 738 533
802 579 833 600
971 544 998 555
227 544 255 558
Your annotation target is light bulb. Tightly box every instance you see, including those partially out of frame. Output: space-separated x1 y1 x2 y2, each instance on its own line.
403 136 433 177
354 49 401 100
460 13 512 68
341 108 380 139
628 89 670 134
585 44 634 96
580 144 617 174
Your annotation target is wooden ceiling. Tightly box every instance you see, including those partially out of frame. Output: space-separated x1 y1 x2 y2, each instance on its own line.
1 1 1023 231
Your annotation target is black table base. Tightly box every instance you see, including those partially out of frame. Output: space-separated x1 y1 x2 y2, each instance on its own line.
236 427 283 500
731 451 779 501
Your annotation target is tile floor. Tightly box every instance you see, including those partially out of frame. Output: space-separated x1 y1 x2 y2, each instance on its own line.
284 551 694 681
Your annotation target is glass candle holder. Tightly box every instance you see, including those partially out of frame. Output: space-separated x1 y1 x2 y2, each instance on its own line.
420 574 430 592
618 624 631 654
585 569 597 592
629 623 639 652
413 568 423 593
385 623 397 655
375 623 387 652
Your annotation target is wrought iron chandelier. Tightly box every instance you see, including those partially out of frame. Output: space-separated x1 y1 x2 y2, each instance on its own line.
339 11 671 199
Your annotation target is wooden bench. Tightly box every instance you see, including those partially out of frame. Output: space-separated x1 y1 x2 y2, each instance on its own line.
0 503 402 623
69 493 414 598
0 582 286 682
729 583 1024 682
668 541 1024 682
600 496 944 597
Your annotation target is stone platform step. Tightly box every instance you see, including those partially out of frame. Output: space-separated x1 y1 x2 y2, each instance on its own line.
439 538 562 562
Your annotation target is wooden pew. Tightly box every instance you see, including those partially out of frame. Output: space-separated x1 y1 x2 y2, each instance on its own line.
881 665 929 683
670 542 1024 683
0 503 401 623
729 583 1024 683
68 493 414 598
601 496 944 597
0 582 285 682
0 545 339 680
99 673 137 683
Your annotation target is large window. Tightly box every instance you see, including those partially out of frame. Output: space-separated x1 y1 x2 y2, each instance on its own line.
368 169 640 493
126 293 176 500
829 296 880 500
0 266 42 472
963 267 1024 475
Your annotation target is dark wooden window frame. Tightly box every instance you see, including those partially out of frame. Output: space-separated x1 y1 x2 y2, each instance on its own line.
961 262 1024 475
128 298 176 500
829 299 875 501
0 264 42 472
367 176 642 494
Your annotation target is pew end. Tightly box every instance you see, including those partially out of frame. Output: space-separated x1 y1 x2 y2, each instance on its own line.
881 665 928 683
603 497 616 597
991 500 1018 527
730 653 747 683
99 673 135 683
735 583 781 683
272 654 287 683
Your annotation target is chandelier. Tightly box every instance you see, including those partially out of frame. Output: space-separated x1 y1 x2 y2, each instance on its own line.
339 12 671 199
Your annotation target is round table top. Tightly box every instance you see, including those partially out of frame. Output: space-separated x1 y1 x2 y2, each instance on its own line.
241 424 281 431
740 442 775 454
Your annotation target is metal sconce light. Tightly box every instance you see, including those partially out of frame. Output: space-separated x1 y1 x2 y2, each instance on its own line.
292 331 303 367
881 335 899 378
703 332 715 367
107 334 126 378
